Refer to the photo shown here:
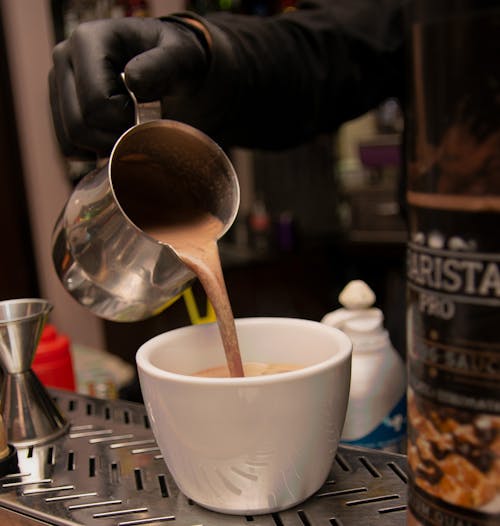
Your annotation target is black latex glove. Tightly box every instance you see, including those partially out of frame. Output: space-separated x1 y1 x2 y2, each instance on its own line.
49 15 239 159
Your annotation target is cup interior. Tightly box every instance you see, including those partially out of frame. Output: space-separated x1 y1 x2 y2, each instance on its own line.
110 121 240 235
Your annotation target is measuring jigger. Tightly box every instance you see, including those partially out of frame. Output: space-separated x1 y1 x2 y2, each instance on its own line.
0 299 68 445
52 75 240 322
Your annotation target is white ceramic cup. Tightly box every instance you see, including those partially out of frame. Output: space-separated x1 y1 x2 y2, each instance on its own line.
136 317 352 515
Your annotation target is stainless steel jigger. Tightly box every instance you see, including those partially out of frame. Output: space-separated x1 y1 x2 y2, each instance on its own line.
0 299 69 446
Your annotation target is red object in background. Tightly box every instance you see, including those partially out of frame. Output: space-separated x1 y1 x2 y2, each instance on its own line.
32 325 76 392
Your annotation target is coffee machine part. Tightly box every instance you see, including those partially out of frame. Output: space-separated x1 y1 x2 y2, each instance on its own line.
0 387 409 526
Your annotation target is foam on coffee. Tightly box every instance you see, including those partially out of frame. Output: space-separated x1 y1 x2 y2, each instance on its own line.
193 362 304 378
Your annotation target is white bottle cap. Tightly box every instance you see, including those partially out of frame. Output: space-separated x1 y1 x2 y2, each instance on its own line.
339 280 376 310
321 280 387 349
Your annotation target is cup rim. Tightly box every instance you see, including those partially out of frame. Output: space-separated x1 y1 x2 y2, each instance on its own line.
0 298 53 325
136 317 352 386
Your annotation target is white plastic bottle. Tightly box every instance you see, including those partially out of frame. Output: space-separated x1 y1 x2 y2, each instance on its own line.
321 280 407 453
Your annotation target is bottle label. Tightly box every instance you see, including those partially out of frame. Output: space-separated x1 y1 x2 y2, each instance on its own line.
406 6 500 525
407 217 500 526
341 395 407 453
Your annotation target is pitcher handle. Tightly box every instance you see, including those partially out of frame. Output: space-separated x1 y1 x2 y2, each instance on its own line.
121 72 162 125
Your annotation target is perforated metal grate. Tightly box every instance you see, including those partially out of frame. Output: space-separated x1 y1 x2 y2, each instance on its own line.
0 389 408 525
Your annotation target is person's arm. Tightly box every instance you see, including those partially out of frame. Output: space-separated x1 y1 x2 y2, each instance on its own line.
49 0 406 158
197 0 406 148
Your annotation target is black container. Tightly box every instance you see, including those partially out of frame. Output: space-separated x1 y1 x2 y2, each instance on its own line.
405 1 500 525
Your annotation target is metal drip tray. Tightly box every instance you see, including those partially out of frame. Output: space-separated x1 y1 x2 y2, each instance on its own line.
0 389 408 525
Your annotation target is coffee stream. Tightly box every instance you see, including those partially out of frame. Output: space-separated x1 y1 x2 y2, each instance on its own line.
145 214 245 377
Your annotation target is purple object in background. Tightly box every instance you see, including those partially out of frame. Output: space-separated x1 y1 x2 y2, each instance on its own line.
358 135 401 169
277 211 295 251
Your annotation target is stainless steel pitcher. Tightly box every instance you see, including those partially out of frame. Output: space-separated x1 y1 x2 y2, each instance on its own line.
52 78 240 322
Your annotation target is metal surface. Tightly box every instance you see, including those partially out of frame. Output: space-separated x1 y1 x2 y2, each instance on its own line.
1 371 69 447
0 389 408 525
0 300 68 446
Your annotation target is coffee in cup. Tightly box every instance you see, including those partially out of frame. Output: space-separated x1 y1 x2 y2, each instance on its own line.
192 361 304 377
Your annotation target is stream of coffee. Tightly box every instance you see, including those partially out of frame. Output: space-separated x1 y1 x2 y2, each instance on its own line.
145 214 245 377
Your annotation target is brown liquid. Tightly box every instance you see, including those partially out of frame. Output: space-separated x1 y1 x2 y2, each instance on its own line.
193 362 304 378
145 213 244 378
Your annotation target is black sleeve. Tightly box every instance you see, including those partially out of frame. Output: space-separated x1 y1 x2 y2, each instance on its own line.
203 0 407 149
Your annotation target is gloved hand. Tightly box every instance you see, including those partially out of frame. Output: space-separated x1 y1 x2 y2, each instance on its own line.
49 15 239 159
